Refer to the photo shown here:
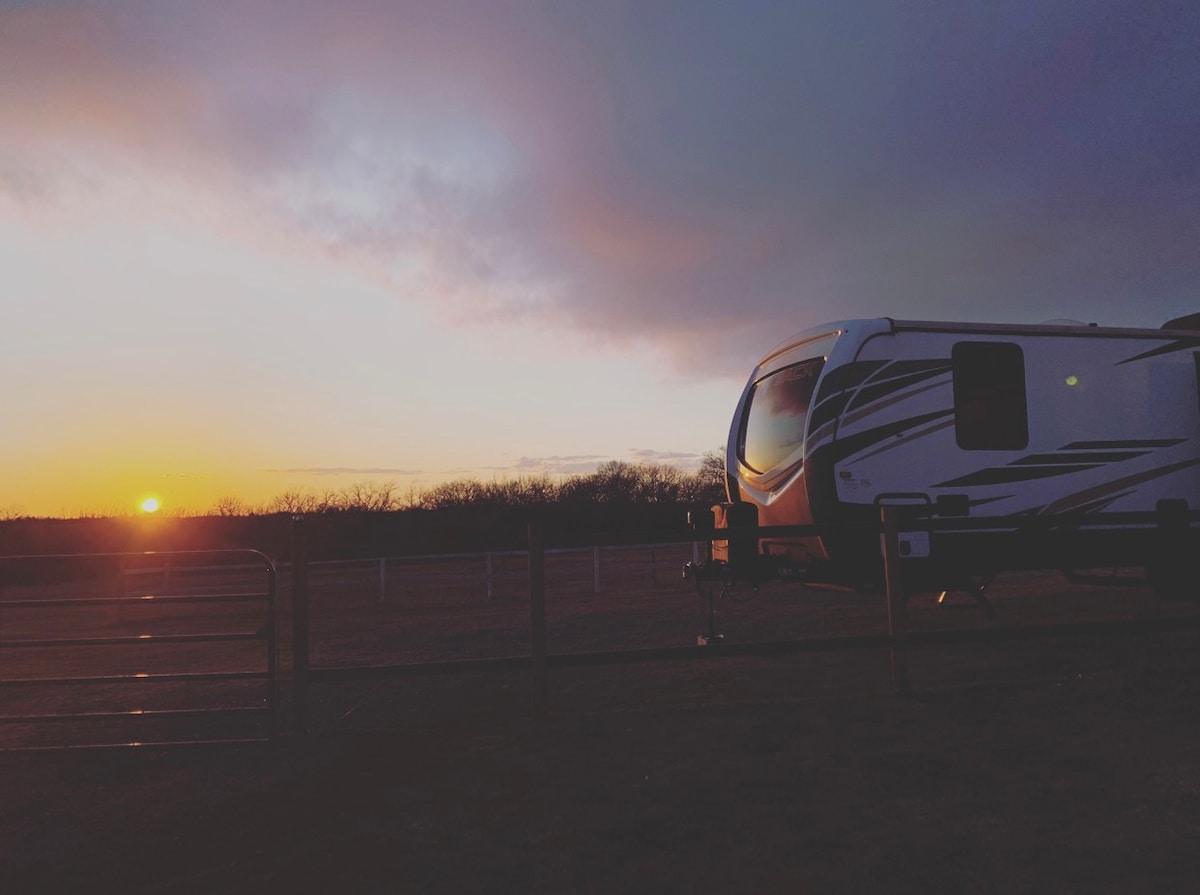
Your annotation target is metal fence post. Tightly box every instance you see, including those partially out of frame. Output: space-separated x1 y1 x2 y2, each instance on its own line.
593 546 601 594
291 516 310 733
265 561 279 740
486 552 494 600
881 506 910 696
378 557 386 604
528 520 549 718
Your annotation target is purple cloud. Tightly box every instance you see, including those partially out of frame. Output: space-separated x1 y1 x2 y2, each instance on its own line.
2 0 1195 378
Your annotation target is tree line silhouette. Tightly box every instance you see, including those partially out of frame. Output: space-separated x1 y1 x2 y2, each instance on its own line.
210 454 728 517
0 454 728 557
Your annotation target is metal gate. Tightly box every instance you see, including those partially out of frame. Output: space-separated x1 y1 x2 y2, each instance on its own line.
0 549 277 750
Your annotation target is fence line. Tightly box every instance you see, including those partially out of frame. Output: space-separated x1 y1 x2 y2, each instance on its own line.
0 548 278 751
288 508 1200 730
7 507 1196 746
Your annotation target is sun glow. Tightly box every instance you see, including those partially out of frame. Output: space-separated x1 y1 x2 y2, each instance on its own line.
140 497 161 514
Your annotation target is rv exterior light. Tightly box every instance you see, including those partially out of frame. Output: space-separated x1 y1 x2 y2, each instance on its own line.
1065 375 1079 387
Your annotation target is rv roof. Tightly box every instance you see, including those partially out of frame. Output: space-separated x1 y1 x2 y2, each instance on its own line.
890 318 1190 339
757 315 1199 369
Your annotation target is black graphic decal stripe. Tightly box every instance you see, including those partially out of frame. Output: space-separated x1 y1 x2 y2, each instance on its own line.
849 418 955 464
809 392 853 432
1040 458 1200 515
864 359 953 382
968 495 1016 509
847 366 953 411
832 409 954 463
814 361 887 404
843 379 955 430
1065 492 1136 516
936 465 1104 487
1061 439 1185 450
1011 451 1149 465
1116 338 1200 365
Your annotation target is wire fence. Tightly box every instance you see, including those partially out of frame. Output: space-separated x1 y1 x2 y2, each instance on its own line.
285 542 703 607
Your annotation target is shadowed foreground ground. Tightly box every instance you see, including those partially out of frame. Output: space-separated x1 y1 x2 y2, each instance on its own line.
3 634 1200 894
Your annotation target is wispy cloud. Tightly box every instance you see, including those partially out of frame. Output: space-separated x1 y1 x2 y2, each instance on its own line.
267 467 422 477
629 449 703 465
509 455 611 476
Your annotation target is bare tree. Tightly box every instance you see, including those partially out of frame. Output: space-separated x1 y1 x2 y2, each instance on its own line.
338 480 399 512
265 489 326 515
209 496 249 517
697 448 728 501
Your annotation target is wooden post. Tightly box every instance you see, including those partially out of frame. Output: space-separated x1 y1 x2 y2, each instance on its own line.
528 520 549 718
291 516 310 733
378 557 387 604
593 546 601 594
881 506 910 696
486 552 494 599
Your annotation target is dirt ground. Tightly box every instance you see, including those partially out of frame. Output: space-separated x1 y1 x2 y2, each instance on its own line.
3 561 1200 893
4 628 1200 894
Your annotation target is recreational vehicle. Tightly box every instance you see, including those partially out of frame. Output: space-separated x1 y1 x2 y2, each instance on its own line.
713 315 1200 594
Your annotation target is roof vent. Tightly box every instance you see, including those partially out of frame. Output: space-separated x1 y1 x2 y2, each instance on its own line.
1162 312 1200 331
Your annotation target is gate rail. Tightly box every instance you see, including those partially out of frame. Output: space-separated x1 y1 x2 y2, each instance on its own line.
0 549 277 750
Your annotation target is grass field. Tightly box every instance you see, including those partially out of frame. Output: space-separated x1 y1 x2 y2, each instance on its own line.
2 549 1199 892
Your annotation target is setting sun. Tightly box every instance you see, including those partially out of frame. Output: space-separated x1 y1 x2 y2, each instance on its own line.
140 497 161 514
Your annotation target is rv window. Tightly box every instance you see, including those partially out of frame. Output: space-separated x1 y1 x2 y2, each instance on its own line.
952 342 1029 450
740 357 826 473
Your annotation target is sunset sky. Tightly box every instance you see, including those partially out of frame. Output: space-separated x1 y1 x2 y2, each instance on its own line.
3 0 1197 517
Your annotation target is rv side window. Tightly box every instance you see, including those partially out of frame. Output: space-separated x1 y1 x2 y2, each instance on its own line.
952 341 1029 450
739 357 826 473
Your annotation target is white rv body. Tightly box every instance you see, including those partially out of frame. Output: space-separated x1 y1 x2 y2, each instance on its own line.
724 317 1200 586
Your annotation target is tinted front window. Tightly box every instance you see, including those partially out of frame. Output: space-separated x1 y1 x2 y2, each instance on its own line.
740 358 826 473
952 341 1029 450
